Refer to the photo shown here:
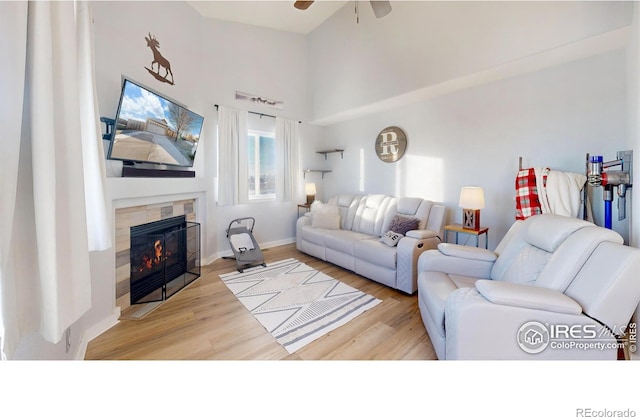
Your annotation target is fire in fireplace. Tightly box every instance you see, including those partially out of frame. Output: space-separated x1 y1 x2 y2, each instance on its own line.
130 215 200 304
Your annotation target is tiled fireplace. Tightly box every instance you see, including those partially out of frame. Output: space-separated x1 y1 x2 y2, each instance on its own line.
115 199 197 312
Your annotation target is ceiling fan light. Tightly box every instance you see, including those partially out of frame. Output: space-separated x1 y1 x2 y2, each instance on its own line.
294 1 314 11
370 1 392 18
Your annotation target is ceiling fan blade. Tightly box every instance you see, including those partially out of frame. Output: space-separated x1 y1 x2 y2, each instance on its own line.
294 1 315 10
370 0 392 18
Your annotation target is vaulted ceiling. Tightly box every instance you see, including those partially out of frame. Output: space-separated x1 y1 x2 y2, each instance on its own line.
187 1 348 34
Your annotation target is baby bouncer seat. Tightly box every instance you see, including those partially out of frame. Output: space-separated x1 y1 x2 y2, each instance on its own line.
225 217 266 272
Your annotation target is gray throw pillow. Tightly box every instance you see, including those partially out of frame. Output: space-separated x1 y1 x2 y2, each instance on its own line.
389 215 420 235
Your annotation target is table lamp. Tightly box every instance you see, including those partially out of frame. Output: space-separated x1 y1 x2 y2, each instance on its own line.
305 183 317 205
459 186 485 230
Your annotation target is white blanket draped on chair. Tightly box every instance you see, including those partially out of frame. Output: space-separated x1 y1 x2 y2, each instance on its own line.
515 166 589 221
534 167 587 218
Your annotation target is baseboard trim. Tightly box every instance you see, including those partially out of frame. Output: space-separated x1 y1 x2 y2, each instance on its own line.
76 307 121 360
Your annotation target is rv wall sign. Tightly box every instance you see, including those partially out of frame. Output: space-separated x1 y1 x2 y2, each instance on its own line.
375 126 407 163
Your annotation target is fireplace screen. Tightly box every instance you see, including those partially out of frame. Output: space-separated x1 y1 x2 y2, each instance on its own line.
130 215 200 304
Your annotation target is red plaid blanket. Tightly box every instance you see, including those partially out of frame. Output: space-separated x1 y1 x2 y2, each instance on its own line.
515 168 542 220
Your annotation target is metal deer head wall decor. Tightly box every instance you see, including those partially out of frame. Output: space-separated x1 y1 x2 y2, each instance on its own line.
144 33 174 85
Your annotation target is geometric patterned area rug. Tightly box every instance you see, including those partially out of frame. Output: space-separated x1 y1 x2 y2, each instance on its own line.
219 258 382 354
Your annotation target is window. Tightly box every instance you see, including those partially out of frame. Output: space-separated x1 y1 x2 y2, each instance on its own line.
247 130 276 200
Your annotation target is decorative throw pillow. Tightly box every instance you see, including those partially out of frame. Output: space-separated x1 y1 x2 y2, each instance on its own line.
380 230 403 247
311 204 341 230
310 200 324 212
388 215 420 235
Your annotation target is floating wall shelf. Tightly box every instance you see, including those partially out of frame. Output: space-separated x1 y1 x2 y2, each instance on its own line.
316 149 344 160
303 169 332 179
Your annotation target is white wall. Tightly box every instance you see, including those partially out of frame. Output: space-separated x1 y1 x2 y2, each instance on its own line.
305 1 631 248
92 1 205 178
315 51 628 248
308 1 632 123
197 16 312 258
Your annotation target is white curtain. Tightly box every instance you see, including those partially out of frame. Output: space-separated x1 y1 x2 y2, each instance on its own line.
77 2 111 252
0 1 29 360
217 106 247 206
0 1 111 358
276 117 301 202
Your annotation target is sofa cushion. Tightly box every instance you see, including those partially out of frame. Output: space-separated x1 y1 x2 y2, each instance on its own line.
300 226 328 246
324 230 374 255
337 194 355 206
449 275 482 290
399 198 433 230
311 204 341 229
525 214 591 252
397 197 423 215
534 225 623 291
328 194 357 230
496 245 551 285
354 238 397 269
351 194 393 236
388 215 420 235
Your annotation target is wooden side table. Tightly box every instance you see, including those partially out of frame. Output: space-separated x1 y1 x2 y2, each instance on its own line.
297 204 311 217
444 224 489 249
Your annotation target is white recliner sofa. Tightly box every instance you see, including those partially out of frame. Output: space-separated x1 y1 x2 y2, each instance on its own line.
418 213 640 359
296 194 445 294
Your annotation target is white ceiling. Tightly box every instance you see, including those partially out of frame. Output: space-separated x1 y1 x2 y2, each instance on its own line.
187 1 349 35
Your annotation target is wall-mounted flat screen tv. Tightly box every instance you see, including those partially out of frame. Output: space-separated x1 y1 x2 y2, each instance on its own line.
107 78 204 168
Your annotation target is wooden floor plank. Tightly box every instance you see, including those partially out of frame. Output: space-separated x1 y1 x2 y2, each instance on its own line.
84 244 437 360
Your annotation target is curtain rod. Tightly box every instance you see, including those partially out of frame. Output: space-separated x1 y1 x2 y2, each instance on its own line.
214 104 301 124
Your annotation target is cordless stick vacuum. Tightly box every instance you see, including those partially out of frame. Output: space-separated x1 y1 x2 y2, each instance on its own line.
586 151 633 229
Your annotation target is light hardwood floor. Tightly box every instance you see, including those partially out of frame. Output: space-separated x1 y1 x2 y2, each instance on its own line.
84 244 437 360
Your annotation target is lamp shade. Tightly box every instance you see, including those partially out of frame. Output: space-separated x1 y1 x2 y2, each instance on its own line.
305 183 317 195
458 187 485 209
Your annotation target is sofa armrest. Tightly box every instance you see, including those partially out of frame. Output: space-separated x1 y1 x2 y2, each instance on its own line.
418 249 494 279
475 280 582 315
395 233 442 294
437 243 497 262
405 229 439 239
296 215 312 251
298 213 312 225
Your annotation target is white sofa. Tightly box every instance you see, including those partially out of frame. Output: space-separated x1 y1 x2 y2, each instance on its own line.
417 213 640 360
296 194 446 294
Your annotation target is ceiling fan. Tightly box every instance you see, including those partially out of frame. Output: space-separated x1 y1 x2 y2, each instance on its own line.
294 1 392 20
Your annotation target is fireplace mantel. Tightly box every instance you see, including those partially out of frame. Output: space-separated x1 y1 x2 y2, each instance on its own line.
107 176 210 315
107 176 210 205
